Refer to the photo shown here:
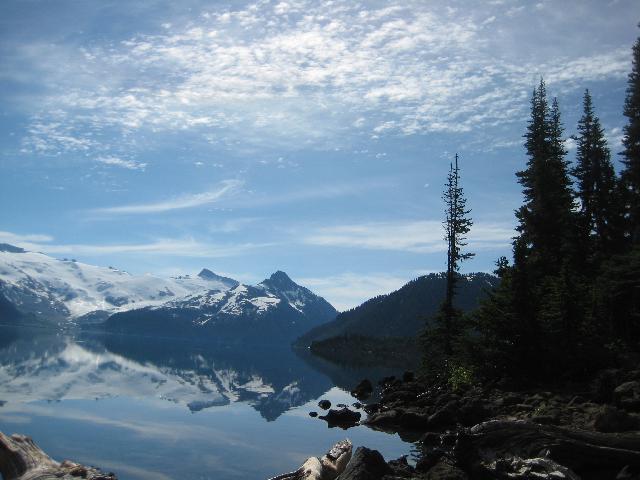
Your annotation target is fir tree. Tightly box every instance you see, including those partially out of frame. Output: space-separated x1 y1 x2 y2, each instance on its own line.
515 80 575 276
433 154 474 356
622 30 640 244
572 89 621 257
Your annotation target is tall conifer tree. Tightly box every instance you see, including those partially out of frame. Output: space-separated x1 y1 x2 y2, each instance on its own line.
440 154 474 355
515 80 575 276
572 89 620 256
622 31 640 243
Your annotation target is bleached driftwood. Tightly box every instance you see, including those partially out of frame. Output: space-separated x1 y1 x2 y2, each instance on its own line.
267 439 352 480
0 432 115 480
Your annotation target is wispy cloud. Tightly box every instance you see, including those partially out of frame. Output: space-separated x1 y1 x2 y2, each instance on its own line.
0 230 270 258
303 221 514 253
13 1 633 157
96 156 147 171
0 231 54 245
93 179 242 215
233 179 393 208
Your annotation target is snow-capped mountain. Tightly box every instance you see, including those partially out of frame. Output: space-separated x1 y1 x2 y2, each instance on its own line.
0 244 338 341
0 244 236 323
105 271 338 341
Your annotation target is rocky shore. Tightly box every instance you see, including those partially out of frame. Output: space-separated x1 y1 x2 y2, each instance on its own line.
296 369 640 479
0 431 116 480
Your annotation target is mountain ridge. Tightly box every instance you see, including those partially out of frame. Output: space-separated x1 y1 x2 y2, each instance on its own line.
104 271 338 341
296 272 499 346
0 245 336 339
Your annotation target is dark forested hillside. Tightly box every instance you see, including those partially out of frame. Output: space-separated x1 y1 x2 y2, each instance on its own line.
296 272 498 345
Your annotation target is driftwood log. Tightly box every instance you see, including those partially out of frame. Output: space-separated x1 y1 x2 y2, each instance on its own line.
0 432 115 480
267 439 352 480
463 419 640 476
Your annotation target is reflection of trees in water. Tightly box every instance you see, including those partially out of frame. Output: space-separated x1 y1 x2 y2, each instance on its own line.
293 346 409 403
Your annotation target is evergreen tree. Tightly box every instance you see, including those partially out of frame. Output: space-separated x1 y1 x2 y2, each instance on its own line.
622 30 640 244
432 154 474 356
515 82 575 277
475 81 582 378
572 89 621 257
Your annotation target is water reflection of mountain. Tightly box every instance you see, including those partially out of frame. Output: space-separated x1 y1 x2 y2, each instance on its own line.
0 327 337 420
98 333 335 420
0 327 413 422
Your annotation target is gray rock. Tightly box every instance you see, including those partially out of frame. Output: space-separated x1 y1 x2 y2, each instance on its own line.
593 404 640 432
351 379 374 400
424 459 468 479
615 381 640 412
427 400 459 429
336 446 391 480
320 407 361 429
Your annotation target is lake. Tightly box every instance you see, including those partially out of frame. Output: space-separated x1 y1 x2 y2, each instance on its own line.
0 326 413 480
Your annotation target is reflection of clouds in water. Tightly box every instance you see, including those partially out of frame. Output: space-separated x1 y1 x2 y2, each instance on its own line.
0 413 32 424
1 401 257 449
0 330 411 479
79 460 174 480
0 340 265 409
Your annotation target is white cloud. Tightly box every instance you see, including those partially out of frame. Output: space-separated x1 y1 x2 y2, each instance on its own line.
299 272 412 311
15 0 633 156
0 230 269 258
0 231 54 245
232 179 392 208
35 239 270 258
96 156 147 171
93 179 242 215
303 220 514 253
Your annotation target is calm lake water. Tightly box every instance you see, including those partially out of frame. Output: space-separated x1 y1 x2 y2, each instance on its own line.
0 326 413 480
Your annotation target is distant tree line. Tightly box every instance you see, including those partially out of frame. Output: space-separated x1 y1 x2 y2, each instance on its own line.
422 31 640 385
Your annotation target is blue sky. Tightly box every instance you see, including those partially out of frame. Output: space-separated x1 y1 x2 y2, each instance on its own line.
1 0 638 310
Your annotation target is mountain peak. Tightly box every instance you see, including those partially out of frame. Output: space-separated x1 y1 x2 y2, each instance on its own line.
198 268 219 280
0 243 26 253
270 270 292 283
197 269 240 288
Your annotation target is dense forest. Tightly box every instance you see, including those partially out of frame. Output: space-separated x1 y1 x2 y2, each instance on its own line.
422 32 640 386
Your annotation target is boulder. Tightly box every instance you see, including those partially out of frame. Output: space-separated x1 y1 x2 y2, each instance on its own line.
615 381 640 412
336 447 391 480
0 432 117 480
486 456 580 480
593 405 640 433
427 400 459 430
365 407 432 431
318 399 332 410
351 379 373 400
424 458 468 479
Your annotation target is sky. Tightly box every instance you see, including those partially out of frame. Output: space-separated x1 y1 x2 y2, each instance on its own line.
0 0 638 310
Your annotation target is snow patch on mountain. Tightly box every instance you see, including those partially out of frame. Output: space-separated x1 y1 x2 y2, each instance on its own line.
0 247 235 322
